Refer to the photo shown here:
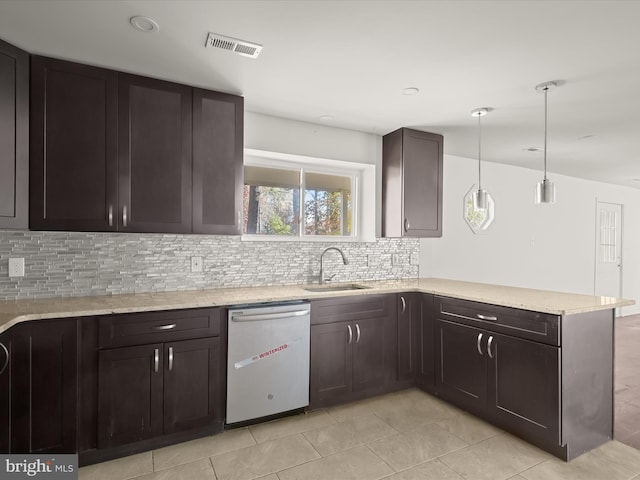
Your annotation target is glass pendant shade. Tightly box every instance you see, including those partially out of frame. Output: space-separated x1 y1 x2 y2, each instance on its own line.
535 178 556 204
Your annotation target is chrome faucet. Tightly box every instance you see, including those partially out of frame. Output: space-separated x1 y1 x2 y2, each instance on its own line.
319 247 349 284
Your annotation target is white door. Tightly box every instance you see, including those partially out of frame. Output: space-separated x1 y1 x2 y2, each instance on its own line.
594 201 623 300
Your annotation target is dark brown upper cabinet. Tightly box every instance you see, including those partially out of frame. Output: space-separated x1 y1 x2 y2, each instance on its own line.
192 89 243 234
0 39 29 229
30 56 118 231
118 74 192 233
382 128 443 237
30 56 243 234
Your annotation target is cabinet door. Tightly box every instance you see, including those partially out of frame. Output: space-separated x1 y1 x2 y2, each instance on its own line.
416 294 435 391
435 319 486 413
402 129 443 237
488 333 560 443
352 317 387 393
0 332 10 453
98 344 163 448
118 74 192 233
0 39 28 229
164 337 223 434
30 56 118 231
310 322 353 408
11 319 78 453
397 293 418 382
192 89 243 234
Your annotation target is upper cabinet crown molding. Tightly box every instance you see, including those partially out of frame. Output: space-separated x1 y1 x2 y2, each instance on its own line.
382 128 443 238
0 39 29 229
28 55 244 235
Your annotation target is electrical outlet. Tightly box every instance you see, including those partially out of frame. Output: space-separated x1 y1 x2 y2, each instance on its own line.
410 253 419 265
367 255 380 267
391 253 400 265
191 256 203 273
8 258 25 277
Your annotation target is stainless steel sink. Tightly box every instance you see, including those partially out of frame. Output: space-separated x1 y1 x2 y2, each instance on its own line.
303 283 371 293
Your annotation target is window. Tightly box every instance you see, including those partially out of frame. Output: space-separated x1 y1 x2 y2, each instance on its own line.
243 149 375 241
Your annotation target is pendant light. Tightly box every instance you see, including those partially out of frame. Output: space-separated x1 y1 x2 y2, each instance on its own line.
535 81 558 204
471 107 490 210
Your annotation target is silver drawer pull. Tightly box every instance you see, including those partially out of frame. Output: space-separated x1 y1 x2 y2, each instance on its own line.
355 323 361 343
487 336 494 359
0 343 8 375
168 346 174 371
477 333 484 355
347 324 353 344
400 296 406 314
477 314 498 321
154 348 159 373
155 324 177 330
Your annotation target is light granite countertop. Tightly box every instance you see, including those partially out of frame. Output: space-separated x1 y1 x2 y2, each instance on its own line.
0 278 634 334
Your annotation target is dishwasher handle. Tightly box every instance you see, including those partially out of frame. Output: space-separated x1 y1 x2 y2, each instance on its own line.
231 309 309 322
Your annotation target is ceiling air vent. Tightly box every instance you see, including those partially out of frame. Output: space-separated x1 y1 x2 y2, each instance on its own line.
205 32 262 59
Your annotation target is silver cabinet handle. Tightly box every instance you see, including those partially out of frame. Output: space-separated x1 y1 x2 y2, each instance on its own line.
154 348 159 373
347 324 353 344
400 296 406 314
122 205 128 228
168 346 174 371
108 205 113 227
477 314 498 321
155 324 177 330
0 343 8 375
404 218 410 232
356 323 361 343
487 336 494 359
477 333 484 355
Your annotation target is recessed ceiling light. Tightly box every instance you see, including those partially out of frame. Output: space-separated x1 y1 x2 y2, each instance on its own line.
130 16 159 33
403 87 419 95
319 115 334 121
524 147 543 153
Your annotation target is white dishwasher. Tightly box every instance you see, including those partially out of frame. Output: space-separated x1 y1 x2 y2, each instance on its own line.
226 301 310 424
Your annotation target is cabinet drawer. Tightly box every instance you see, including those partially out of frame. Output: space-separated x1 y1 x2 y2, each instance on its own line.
435 296 560 346
99 308 221 348
311 295 395 326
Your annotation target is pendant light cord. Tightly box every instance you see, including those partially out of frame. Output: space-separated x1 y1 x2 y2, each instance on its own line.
478 112 482 189
543 86 548 181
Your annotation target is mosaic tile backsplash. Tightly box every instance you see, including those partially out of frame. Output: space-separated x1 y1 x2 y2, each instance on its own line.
0 231 419 300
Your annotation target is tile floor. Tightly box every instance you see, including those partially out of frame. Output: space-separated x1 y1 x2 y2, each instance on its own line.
79 314 640 480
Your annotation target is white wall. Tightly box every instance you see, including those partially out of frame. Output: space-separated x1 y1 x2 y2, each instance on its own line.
421 155 640 315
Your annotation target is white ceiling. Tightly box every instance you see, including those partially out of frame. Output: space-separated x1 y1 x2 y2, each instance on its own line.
2 0 639 189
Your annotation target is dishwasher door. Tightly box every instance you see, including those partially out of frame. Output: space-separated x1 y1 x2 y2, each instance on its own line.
227 302 310 424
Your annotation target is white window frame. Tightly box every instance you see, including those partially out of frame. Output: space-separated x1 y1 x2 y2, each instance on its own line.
243 149 376 242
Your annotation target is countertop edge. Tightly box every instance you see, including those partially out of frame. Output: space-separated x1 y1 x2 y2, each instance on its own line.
0 278 634 334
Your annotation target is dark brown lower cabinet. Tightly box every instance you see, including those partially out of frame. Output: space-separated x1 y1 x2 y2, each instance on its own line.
435 319 560 445
98 337 221 449
10 319 78 453
416 294 435 391
310 295 396 409
0 331 10 453
397 293 435 391
396 293 418 383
